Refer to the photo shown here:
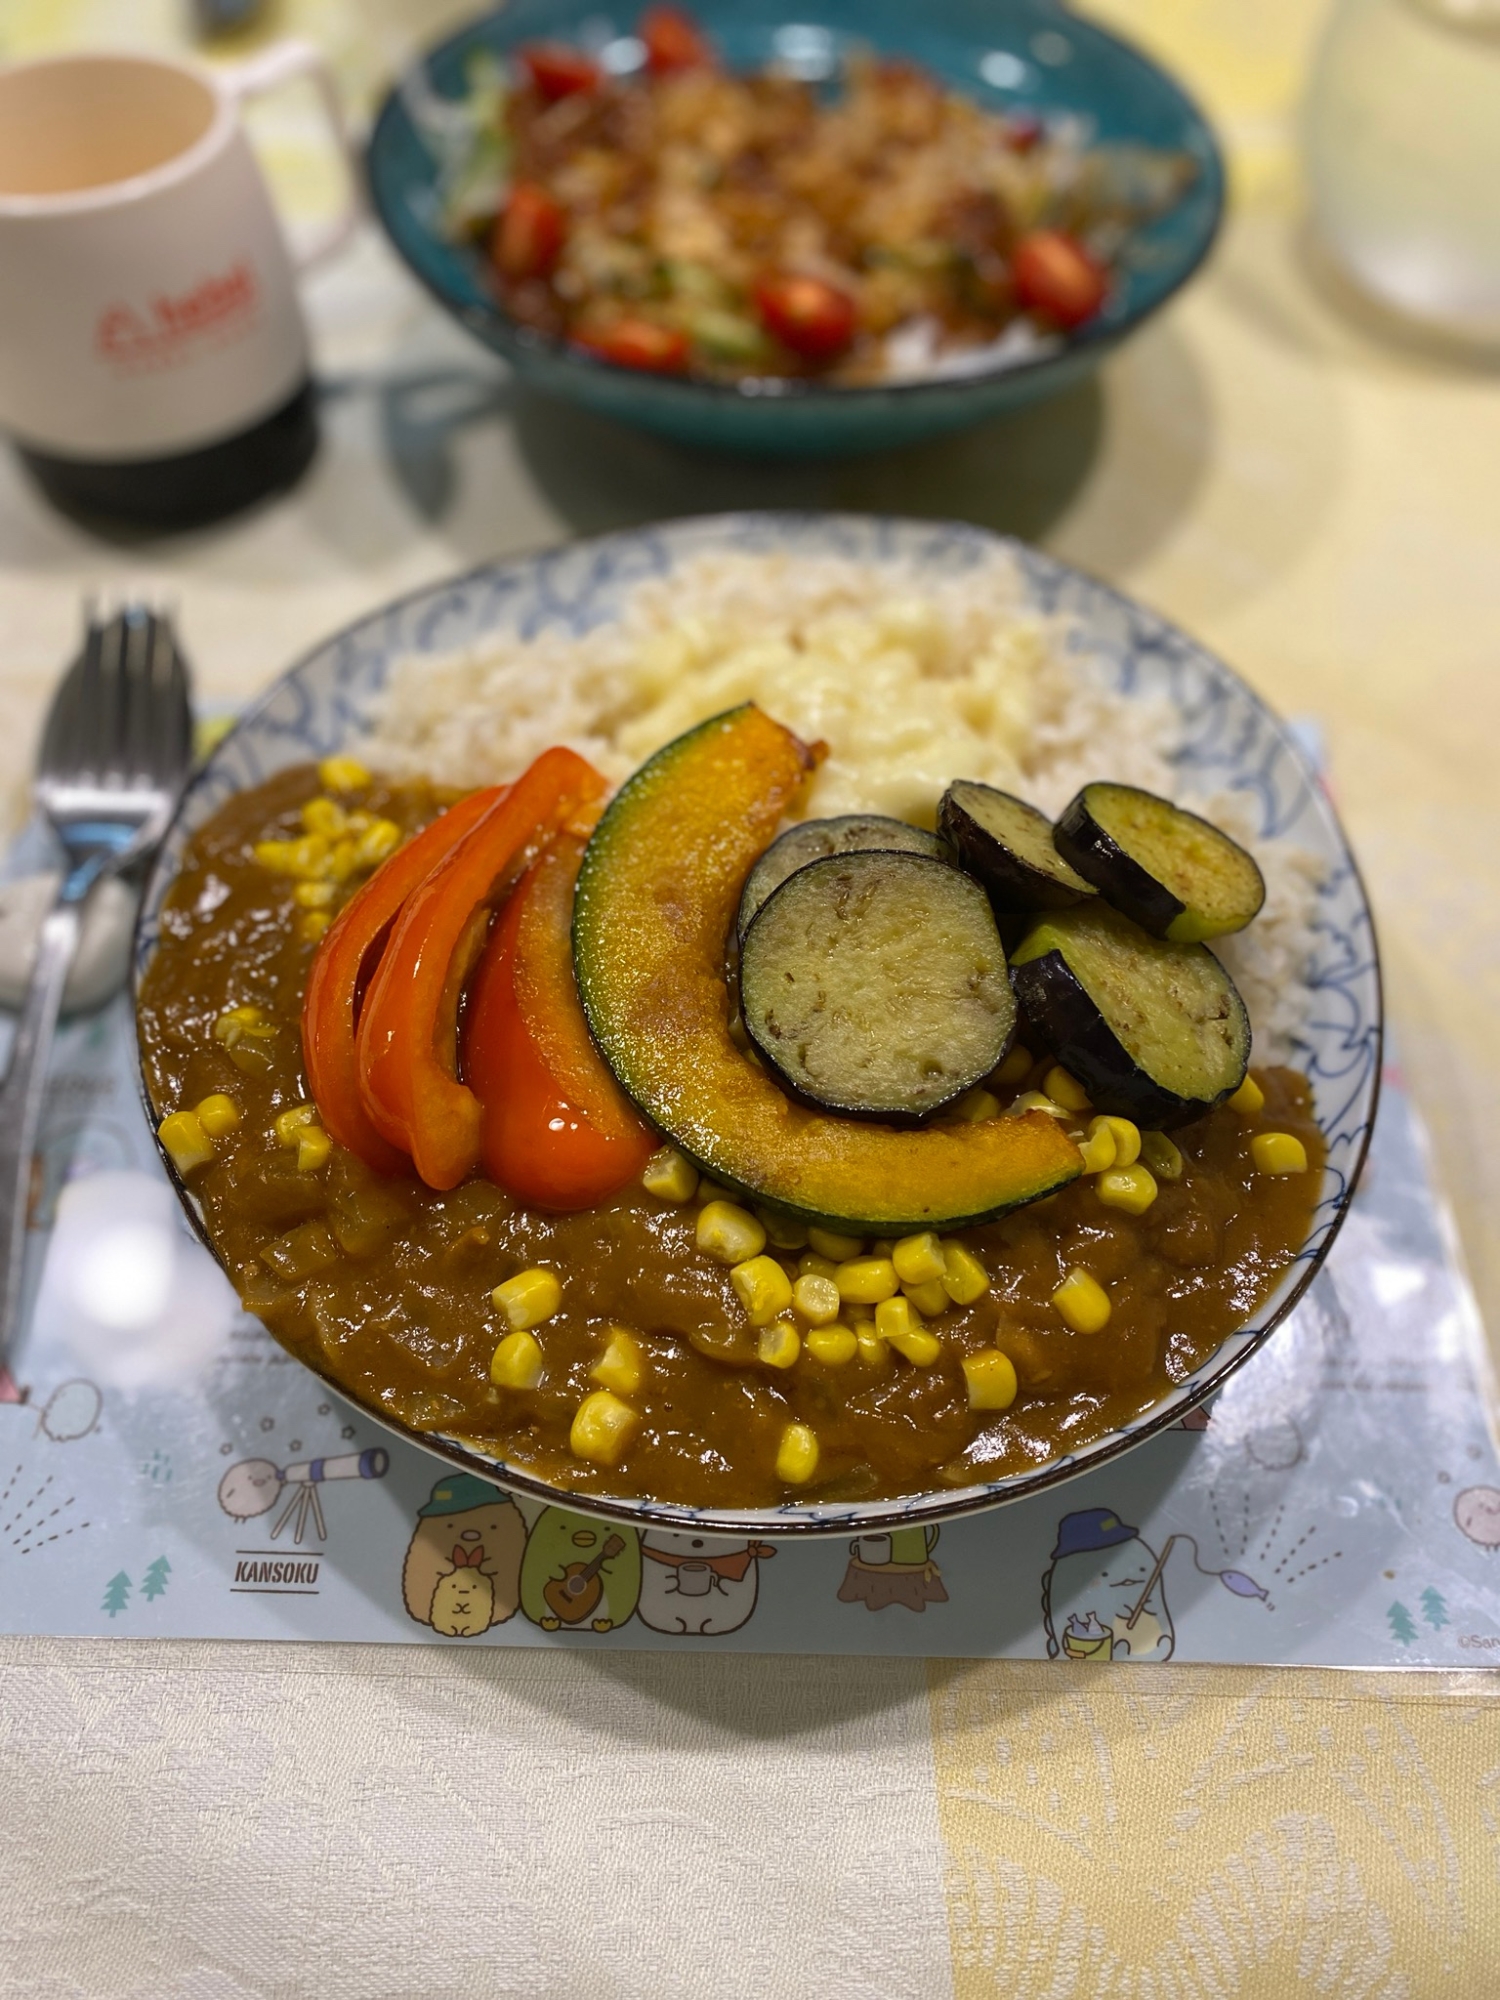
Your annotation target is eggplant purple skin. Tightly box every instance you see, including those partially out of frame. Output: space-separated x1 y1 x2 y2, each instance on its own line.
1011 947 1249 1130
1053 791 1187 938
939 785 1094 914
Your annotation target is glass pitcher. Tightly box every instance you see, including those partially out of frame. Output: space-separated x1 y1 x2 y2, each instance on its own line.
1304 0 1500 341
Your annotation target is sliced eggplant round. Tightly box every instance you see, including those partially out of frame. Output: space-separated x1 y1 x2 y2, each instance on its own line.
740 850 1016 1123
1054 782 1265 943
737 813 947 939
939 780 1096 912
1011 901 1250 1129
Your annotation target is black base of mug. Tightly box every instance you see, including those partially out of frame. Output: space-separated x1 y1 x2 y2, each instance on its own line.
17 379 318 532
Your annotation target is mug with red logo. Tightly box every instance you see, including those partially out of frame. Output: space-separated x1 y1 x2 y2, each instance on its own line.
0 42 357 527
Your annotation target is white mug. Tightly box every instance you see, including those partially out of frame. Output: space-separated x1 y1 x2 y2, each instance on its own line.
0 42 357 465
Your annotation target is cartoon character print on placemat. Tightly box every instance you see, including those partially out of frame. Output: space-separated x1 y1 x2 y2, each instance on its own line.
837 1525 947 1613
1042 1509 1176 1661
520 1506 641 1632
637 1529 775 1633
402 1473 525 1636
221 1446 389 1547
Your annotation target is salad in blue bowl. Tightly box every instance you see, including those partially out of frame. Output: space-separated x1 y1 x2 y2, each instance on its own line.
368 0 1224 454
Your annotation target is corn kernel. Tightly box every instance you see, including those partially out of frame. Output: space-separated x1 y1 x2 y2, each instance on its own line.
797 1251 839 1282
775 1422 820 1485
875 1294 915 1343
1229 1073 1265 1116
963 1348 1019 1412
296 1126 332 1173
902 1277 951 1318
194 1093 240 1140
490 1329 544 1389
792 1273 841 1326
1141 1130 1184 1181
836 1256 899 1305
299 911 332 943
1044 1065 1092 1112
941 1242 990 1306
892 1231 946 1286
569 1390 638 1465
492 1267 562 1331
695 1180 732 1207
756 1207 809 1251
1078 1118 1117 1175
808 1225 863 1261
355 817 402 869
1100 1116 1141 1167
1007 1090 1067 1119
273 1103 317 1147
591 1327 643 1395
995 1044 1033 1085
1252 1131 1308 1175
301 796 347 838
731 1254 794 1326
805 1324 858 1366
1053 1267 1112 1334
757 1319 802 1369
952 1086 1001 1123
157 1110 215 1176
325 838 359 883
890 1324 942 1366
319 755 372 793
213 1004 272 1046
1097 1163 1158 1215
877 1296 941 1364
842 1297 875 1324
697 1200 766 1265
642 1146 698 1204
855 1327 888 1366
294 881 336 911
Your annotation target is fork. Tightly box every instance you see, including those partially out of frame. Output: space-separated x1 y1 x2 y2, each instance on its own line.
0 606 194 1366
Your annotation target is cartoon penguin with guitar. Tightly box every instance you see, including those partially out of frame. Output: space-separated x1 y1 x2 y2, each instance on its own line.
519 1505 642 1632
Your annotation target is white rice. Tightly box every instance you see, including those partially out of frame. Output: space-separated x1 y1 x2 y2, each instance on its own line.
362 548 1321 1063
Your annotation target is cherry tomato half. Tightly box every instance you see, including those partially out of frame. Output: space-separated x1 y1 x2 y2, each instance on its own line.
519 42 601 102
753 273 858 363
493 183 566 282
1012 230 1108 330
573 318 691 373
639 6 715 74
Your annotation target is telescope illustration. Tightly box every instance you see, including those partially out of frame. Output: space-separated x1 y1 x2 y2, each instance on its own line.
218 1447 389 1543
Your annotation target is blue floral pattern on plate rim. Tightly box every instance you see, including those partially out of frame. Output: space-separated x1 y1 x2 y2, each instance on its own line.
134 513 1382 1537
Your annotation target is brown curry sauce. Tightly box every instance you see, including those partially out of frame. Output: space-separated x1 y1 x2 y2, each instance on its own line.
138 766 1325 1509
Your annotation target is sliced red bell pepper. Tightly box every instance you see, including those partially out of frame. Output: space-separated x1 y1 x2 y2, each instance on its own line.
302 785 506 1175
464 833 654 1210
356 748 606 1191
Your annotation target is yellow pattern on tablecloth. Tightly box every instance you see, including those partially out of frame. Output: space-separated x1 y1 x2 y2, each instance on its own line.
931 1664 1500 1996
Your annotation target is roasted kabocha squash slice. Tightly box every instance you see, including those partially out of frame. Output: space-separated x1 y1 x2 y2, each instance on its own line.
573 705 1081 1231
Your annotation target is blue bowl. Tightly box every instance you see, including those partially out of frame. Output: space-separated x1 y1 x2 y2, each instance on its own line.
367 0 1224 456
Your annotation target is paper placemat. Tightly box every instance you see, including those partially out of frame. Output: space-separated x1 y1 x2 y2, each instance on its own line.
3 975 1498 1666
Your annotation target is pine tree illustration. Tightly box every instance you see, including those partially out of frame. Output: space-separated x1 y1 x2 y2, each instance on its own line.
1421 1586 1449 1631
102 1572 132 1619
1387 1600 1417 1646
141 1556 171 1601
